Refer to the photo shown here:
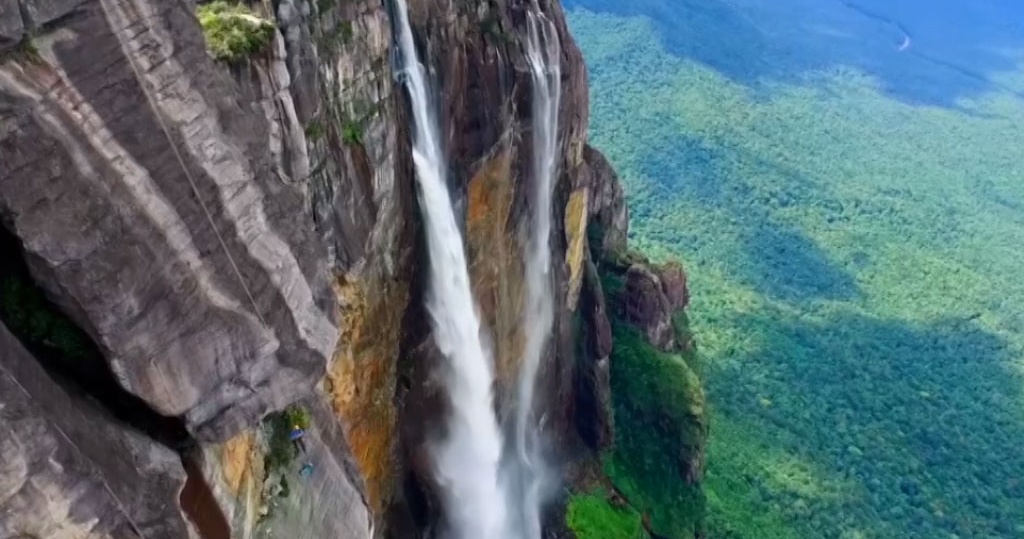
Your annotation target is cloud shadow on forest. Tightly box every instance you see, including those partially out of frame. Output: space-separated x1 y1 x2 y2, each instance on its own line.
635 134 858 304
565 0 1024 109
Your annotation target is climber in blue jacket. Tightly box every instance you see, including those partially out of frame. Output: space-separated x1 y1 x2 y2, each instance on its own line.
290 424 308 454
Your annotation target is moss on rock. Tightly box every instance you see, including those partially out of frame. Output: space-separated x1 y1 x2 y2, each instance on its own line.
604 313 708 538
583 224 708 537
263 408 301 476
197 1 276 62
567 490 647 539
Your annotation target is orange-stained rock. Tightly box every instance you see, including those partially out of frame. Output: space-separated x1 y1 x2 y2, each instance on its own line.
220 431 258 497
194 430 266 539
465 149 526 391
327 273 409 512
564 187 590 310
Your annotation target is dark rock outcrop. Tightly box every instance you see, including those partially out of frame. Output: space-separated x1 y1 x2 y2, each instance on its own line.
583 259 614 361
624 264 677 351
1 0 88 49
0 321 193 539
575 256 614 450
597 252 692 355
659 260 690 312
582 144 628 257
586 248 708 537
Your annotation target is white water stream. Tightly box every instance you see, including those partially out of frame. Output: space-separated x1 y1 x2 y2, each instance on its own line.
510 9 563 539
392 1 509 537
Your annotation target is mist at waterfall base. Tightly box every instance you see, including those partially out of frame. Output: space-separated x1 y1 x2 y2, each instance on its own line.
391 1 563 538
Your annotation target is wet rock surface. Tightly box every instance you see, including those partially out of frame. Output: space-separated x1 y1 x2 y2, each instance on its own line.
575 257 614 450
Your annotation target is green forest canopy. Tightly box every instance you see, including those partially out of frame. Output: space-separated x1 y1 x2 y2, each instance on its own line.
566 0 1024 537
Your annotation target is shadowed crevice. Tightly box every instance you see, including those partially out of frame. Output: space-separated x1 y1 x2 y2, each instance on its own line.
0 223 192 451
180 456 233 539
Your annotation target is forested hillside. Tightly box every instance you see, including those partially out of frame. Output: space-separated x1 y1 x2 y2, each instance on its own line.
566 0 1024 537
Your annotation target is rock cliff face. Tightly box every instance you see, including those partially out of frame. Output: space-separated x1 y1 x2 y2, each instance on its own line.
0 0 704 537
0 0 336 442
0 321 193 539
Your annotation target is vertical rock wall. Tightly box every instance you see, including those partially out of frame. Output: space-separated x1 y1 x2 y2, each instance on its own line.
0 0 336 442
1 0 376 537
0 322 194 539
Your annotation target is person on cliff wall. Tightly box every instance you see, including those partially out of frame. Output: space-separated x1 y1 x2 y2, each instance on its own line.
289 426 315 478
290 424 308 454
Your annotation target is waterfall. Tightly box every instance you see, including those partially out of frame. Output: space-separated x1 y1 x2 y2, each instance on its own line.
392 1 509 538
511 8 562 539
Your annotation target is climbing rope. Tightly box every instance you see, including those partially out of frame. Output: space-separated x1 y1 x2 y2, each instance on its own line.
3 370 153 538
97 0 268 328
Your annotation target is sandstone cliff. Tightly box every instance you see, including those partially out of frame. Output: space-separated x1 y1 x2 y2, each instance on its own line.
0 0 705 537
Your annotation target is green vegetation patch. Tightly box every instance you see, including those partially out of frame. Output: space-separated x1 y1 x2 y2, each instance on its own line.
702 416 823 539
304 119 326 143
262 404 311 477
0 36 43 64
567 490 646 539
197 1 276 62
341 120 362 145
322 20 355 49
255 404 311 523
605 316 708 538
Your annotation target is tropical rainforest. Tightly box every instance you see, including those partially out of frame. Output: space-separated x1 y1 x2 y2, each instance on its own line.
566 0 1024 537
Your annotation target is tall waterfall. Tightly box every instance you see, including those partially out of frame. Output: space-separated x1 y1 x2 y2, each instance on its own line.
511 8 562 539
392 1 509 538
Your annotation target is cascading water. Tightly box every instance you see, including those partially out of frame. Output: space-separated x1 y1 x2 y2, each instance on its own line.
510 8 563 539
391 1 509 538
